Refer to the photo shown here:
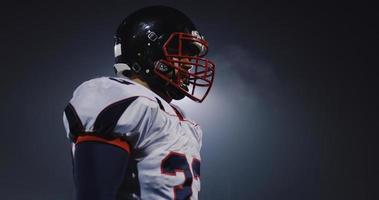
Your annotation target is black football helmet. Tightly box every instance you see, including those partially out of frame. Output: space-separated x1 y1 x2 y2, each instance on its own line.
114 5 215 102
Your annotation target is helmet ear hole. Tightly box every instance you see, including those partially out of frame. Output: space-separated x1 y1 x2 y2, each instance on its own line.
131 63 142 73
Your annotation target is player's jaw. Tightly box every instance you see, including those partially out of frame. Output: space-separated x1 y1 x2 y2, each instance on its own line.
173 57 192 88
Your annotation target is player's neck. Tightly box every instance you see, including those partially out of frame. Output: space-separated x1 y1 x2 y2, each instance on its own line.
152 88 173 103
130 77 173 103
130 77 150 89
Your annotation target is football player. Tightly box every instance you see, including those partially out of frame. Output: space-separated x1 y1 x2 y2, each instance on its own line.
63 5 215 200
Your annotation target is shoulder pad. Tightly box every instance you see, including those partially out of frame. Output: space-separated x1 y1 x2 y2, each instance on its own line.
63 77 161 141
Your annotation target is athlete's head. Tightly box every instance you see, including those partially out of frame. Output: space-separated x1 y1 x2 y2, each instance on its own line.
114 5 215 102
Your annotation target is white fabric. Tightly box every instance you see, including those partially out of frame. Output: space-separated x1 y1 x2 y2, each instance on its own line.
63 76 202 200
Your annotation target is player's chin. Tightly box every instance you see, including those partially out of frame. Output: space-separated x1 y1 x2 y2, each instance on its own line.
167 84 188 100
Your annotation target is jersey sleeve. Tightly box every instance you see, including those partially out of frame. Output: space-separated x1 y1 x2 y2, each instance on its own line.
62 77 161 150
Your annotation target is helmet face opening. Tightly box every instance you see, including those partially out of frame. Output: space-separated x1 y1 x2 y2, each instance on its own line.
154 32 215 102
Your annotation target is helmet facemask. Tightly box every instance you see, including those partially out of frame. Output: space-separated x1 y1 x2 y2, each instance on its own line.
154 32 215 103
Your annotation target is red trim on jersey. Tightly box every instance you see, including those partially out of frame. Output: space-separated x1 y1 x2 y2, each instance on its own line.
75 135 131 153
170 105 184 121
137 96 198 125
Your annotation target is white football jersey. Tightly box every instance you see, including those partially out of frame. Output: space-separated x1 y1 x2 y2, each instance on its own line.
63 76 203 200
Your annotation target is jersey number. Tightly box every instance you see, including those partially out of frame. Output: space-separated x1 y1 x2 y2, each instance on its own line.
161 152 201 200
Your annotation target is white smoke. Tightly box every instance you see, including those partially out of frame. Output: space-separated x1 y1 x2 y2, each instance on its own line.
175 45 280 129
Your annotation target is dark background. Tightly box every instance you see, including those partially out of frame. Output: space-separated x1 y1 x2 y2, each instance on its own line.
0 1 377 199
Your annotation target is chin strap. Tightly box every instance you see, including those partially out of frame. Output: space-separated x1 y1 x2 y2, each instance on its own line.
166 84 186 100
113 62 186 101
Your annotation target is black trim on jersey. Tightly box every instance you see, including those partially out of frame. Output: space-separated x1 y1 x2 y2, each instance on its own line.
109 77 133 85
155 97 165 111
64 103 85 140
93 97 138 138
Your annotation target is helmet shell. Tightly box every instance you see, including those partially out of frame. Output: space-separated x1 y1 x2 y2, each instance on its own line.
115 5 197 74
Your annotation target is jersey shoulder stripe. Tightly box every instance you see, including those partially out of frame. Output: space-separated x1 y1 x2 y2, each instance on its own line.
93 96 138 138
64 103 84 140
63 77 161 142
